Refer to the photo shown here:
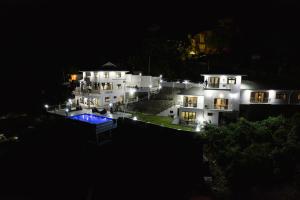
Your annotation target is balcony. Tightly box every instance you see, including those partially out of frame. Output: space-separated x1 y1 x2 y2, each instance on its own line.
183 102 197 108
204 103 233 111
73 87 102 96
205 83 231 90
250 97 270 104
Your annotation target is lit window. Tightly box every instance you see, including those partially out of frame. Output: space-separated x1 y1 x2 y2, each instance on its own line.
227 78 236 84
70 74 77 81
116 72 122 78
208 77 220 88
105 97 110 102
250 92 269 103
214 98 229 109
184 96 197 107
101 82 113 90
276 92 287 101
181 112 196 122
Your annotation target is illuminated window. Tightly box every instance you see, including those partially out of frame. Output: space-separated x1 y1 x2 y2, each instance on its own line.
227 78 236 84
105 97 110 102
101 82 113 90
214 98 229 109
181 112 196 122
116 72 122 78
276 92 287 101
104 72 109 78
200 44 206 51
70 74 77 81
208 77 220 88
250 92 269 103
184 96 197 107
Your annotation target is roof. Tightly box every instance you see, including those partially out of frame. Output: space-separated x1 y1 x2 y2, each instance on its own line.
178 87 204 96
201 74 246 76
80 62 129 72
241 80 300 90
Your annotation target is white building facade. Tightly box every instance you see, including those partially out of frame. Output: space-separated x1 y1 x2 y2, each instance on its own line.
176 74 242 126
171 74 300 127
73 62 161 109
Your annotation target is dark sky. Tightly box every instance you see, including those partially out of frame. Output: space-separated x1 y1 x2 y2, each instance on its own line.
0 1 299 111
1 1 299 66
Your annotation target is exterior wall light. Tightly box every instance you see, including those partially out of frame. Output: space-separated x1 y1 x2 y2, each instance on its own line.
149 85 152 88
44 104 49 109
133 116 137 121
109 103 113 107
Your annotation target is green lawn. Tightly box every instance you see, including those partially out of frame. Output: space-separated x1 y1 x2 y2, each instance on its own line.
129 111 196 132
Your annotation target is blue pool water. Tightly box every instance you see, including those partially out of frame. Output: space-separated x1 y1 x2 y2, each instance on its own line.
70 114 112 124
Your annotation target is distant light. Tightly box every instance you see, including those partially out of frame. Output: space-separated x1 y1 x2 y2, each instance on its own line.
65 108 69 112
160 74 163 78
44 104 49 109
159 85 162 89
219 93 224 98
149 84 152 88
14 136 18 140
68 99 72 103
109 103 113 107
130 88 136 95
133 116 137 121
195 125 201 132
176 81 180 83
189 51 196 55
183 80 189 84
139 73 142 76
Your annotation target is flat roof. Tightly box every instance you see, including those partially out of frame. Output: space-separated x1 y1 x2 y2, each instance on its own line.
201 74 247 76
79 62 129 72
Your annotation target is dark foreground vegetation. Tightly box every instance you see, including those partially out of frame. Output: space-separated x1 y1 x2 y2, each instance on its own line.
202 114 300 200
0 114 208 200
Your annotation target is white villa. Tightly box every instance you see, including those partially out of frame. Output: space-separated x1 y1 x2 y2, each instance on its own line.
160 74 300 127
73 62 161 109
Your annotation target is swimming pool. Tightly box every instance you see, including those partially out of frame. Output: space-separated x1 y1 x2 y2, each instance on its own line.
70 114 112 124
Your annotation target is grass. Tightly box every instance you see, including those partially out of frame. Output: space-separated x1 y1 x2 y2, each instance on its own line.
129 111 195 132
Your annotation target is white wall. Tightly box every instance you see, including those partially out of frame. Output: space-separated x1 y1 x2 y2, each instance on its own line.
203 90 236 110
157 105 180 117
240 89 291 105
203 75 242 91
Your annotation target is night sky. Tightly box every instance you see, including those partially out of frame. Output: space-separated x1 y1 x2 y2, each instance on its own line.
0 1 299 112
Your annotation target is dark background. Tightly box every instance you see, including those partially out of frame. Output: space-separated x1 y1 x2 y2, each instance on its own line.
1 1 300 113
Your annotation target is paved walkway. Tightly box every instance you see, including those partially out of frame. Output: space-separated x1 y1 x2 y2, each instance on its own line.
48 109 132 119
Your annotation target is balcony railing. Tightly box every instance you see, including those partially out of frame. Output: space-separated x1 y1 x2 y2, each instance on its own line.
183 102 197 108
204 103 233 111
206 83 231 90
250 97 270 103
